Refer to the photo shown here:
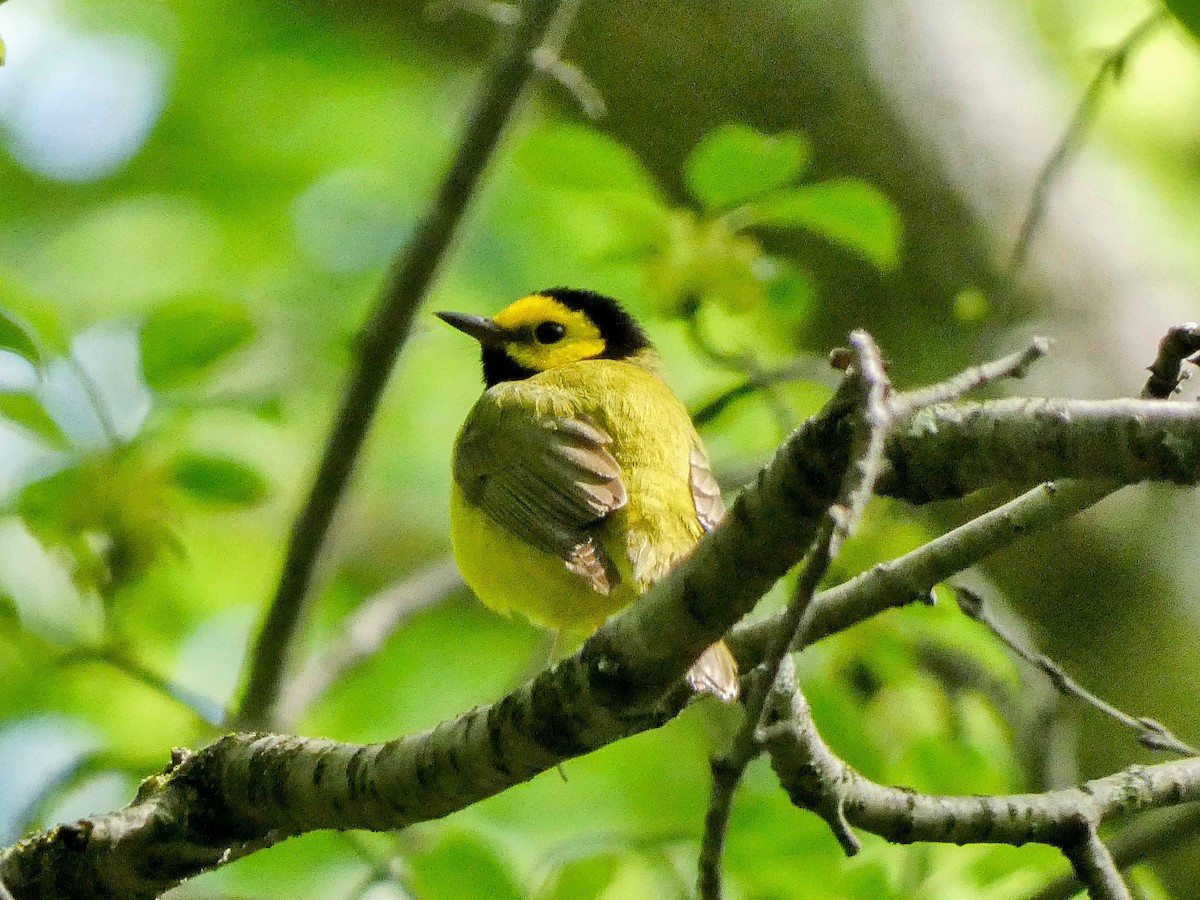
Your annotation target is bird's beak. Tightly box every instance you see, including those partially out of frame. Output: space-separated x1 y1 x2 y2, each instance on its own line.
436 311 511 347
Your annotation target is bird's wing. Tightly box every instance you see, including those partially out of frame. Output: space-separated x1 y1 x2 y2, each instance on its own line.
454 399 627 594
689 445 726 532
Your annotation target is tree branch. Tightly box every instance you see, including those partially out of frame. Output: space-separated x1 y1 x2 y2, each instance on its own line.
761 657 1199 890
1142 322 1200 400
730 476 1118 666
1061 829 1133 900
878 396 1200 502
699 332 892 899
233 0 579 730
1032 803 1200 900
954 586 1197 757
1007 10 1165 276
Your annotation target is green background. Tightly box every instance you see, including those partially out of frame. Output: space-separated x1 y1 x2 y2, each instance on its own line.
0 0 1198 896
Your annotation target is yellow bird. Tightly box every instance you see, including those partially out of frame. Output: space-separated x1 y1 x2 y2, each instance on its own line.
438 288 738 701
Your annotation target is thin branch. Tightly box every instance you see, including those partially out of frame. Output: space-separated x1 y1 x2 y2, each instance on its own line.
0 876 13 900
1142 321 1200 399
233 0 579 730
62 354 122 449
690 359 823 429
1032 803 1200 900
897 336 1049 410
954 587 1198 757
276 558 463 727
761 659 1200 855
698 332 892 898
59 646 224 727
1007 11 1165 276
696 682 764 900
1060 828 1133 900
530 0 606 119
731 482 1119 668
426 0 520 26
683 303 796 433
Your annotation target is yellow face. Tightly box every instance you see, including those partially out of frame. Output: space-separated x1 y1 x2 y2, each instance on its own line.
491 294 608 372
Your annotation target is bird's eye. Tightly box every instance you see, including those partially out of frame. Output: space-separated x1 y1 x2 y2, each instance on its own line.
534 321 566 344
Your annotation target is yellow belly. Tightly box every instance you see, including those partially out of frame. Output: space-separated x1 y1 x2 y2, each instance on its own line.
450 482 638 632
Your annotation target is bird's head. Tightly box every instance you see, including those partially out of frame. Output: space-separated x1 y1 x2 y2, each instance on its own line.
437 288 655 386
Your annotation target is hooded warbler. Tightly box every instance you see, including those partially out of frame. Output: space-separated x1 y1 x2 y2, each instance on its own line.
438 288 739 701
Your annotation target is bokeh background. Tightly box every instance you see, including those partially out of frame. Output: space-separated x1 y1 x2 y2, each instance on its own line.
2 0 1200 896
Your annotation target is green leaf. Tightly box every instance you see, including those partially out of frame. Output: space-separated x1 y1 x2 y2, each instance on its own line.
0 309 44 369
0 394 67 448
140 297 256 390
1163 1 1200 42
748 179 902 271
169 453 269 507
515 125 660 196
684 124 811 211
409 832 523 900
541 855 620 900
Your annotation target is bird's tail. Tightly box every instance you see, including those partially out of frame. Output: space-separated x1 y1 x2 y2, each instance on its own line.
686 639 739 702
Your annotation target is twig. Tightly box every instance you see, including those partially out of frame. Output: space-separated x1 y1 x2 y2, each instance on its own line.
954 587 1197 757
0 876 13 900
683 304 796 433
897 336 1049 410
1008 11 1165 276
1142 321 1200 399
530 0 606 119
233 0 578 730
698 332 892 898
690 359 823 428
62 354 123 449
696 676 765 900
426 0 519 26
338 832 409 899
276 558 463 726
1031 803 1200 900
59 646 224 727
1060 828 1133 900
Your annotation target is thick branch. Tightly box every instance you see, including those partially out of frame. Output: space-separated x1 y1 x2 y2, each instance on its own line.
880 397 1200 502
234 0 573 730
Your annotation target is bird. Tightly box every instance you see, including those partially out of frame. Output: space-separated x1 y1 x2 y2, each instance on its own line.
437 287 739 702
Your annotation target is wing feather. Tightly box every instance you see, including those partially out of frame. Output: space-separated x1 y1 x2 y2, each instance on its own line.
454 397 626 594
689 445 726 532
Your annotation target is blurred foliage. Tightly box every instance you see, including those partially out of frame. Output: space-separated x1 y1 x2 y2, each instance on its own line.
1164 0 1200 40
0 0 1193 898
